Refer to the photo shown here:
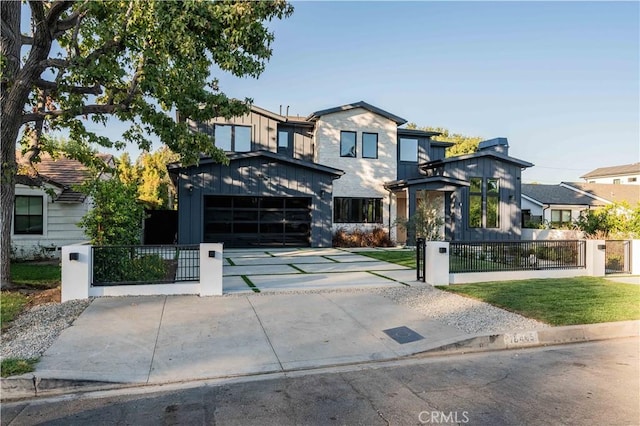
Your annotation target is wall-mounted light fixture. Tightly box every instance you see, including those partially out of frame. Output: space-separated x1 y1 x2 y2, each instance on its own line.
69 252 79 261
186 184 194 193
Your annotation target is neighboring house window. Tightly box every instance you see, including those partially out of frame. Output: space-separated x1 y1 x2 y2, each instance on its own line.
486 178 500 228
14 195 43 235
214 124 251 152
628 177 637 183
278 130 291 155
613 179 621 184
362 132 378 159
551 209 572 228
399 138 418 162
334 197 382 223
340 131 357 157
469 178 482 228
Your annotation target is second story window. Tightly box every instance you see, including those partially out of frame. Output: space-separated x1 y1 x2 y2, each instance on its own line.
362 132 378 159
214 124 251 152
399 138 418 162
278 130 292 156
340 131 357 158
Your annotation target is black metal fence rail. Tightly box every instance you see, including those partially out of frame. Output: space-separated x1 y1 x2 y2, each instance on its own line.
416 238 426 282
450 240 586 273
92 245 200 286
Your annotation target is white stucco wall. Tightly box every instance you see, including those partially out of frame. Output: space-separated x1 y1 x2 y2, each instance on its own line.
314 108 398 238
12 184 90 259
585 174 639 185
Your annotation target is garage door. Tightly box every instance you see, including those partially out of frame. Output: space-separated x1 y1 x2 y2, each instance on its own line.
203 196 311 247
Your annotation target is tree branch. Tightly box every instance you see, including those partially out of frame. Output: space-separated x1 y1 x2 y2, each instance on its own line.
35 78 102 95
42 58 70 69
21 34 34 45
46 1 75 28
22 103 125 123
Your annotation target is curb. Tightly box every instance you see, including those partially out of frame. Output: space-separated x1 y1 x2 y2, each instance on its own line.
422 320 640 355
2 320 638 401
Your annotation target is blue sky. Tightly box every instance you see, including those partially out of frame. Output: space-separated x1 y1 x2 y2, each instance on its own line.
212 1 639 184
28 1 639 184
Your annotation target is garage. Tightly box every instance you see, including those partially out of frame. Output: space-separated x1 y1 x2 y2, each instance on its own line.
203 195 312 248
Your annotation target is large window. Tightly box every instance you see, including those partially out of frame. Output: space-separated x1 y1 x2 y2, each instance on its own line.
340 131 357 157
468 178 500 228
362 132 378 159
214 124 251 152
469 178 482 228
551 209 572 228
14 195 43 235
399 138 418 162
278 130 291 155
334 198 383 223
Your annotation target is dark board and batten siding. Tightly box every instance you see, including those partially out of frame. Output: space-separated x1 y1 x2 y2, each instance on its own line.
177 156 336 247
445 157 523 241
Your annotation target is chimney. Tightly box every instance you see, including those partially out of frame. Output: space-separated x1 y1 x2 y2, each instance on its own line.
478 138 509 155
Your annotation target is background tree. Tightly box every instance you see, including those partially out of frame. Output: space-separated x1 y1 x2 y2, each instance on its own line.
406 123 483 157
396 197 446 243
574 202 640 239
0 0 293 285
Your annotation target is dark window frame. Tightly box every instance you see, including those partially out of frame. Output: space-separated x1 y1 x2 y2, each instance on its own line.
550 209 572 228
468 177 482 228
399 137 418 162
362 132 378 159
333 197 383 224
340 131 357 158
14 195 44 235
214 124 252 152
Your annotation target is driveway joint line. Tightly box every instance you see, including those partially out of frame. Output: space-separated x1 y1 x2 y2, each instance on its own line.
147 296 167 384
246 296 284 372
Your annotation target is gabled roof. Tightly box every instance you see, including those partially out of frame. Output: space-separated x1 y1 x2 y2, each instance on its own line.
561 182 640 205
307 101 407 126
16 151 113 203
173 150 344 178
521 184 604 207
581 163 640 179
420 150 533 170
384 176 469 191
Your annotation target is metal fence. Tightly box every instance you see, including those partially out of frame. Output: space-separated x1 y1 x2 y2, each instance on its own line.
92 245 200 286
416 238 426 282
605 240 631 274
449 240 586 273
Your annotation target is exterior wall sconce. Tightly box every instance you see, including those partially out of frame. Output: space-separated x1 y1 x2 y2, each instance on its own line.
439 247 447 254
208 250 217 258
186 184 194 193
69 252 79 261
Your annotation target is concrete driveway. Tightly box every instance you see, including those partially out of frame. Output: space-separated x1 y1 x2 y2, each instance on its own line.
222 247 419 293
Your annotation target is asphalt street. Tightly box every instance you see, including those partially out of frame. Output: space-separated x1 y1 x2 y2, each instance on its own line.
2 337 638 425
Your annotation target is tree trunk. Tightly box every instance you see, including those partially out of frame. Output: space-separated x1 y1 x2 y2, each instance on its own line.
0 1 21 287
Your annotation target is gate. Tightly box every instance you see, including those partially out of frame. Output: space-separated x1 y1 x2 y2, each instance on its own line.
605 240 631 274
416 238 426 282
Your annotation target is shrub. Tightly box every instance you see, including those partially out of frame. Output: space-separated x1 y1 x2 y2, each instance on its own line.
332 226 394 248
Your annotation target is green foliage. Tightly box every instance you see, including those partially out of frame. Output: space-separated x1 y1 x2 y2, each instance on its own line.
0 292 29 325
439 277 640 325
78 178 145 246
359 250 416 268
117 146 180 210
1 358 39 378
396 197 445 241
574 202 640 239
406 123 483 157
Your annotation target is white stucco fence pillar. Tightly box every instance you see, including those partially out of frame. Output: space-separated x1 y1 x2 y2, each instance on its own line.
585 240 606 277
630 240 640 275
61 245 92 302
199 243 223 296
424 241 450 286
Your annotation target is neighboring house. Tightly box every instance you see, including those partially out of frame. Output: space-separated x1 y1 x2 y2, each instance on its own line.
521 182 640 228
171 101 533 248
581 163 640 185
12 152 113 259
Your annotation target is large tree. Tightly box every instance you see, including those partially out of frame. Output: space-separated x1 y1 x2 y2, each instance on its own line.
406 123 483 157
0 0 293 285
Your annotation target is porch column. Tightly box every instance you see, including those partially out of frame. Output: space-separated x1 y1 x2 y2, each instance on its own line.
407 187 418 246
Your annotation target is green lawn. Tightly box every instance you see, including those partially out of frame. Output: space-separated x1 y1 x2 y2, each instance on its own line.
439 277 640 326
10 262 61 288
1 292 29 325
360 250 416 268
1 358 38 378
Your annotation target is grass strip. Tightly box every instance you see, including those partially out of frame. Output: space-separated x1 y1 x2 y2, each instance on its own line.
438 277 640 326
359 250 416 268
289 264 308 273
1 292 29 325
241 275 261 293
1 358 39 377
226 258 236 266
10 263 61 288
367 271 410 286
322 256 340 263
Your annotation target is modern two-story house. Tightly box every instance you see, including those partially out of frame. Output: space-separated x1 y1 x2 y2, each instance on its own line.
171 101 533 248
